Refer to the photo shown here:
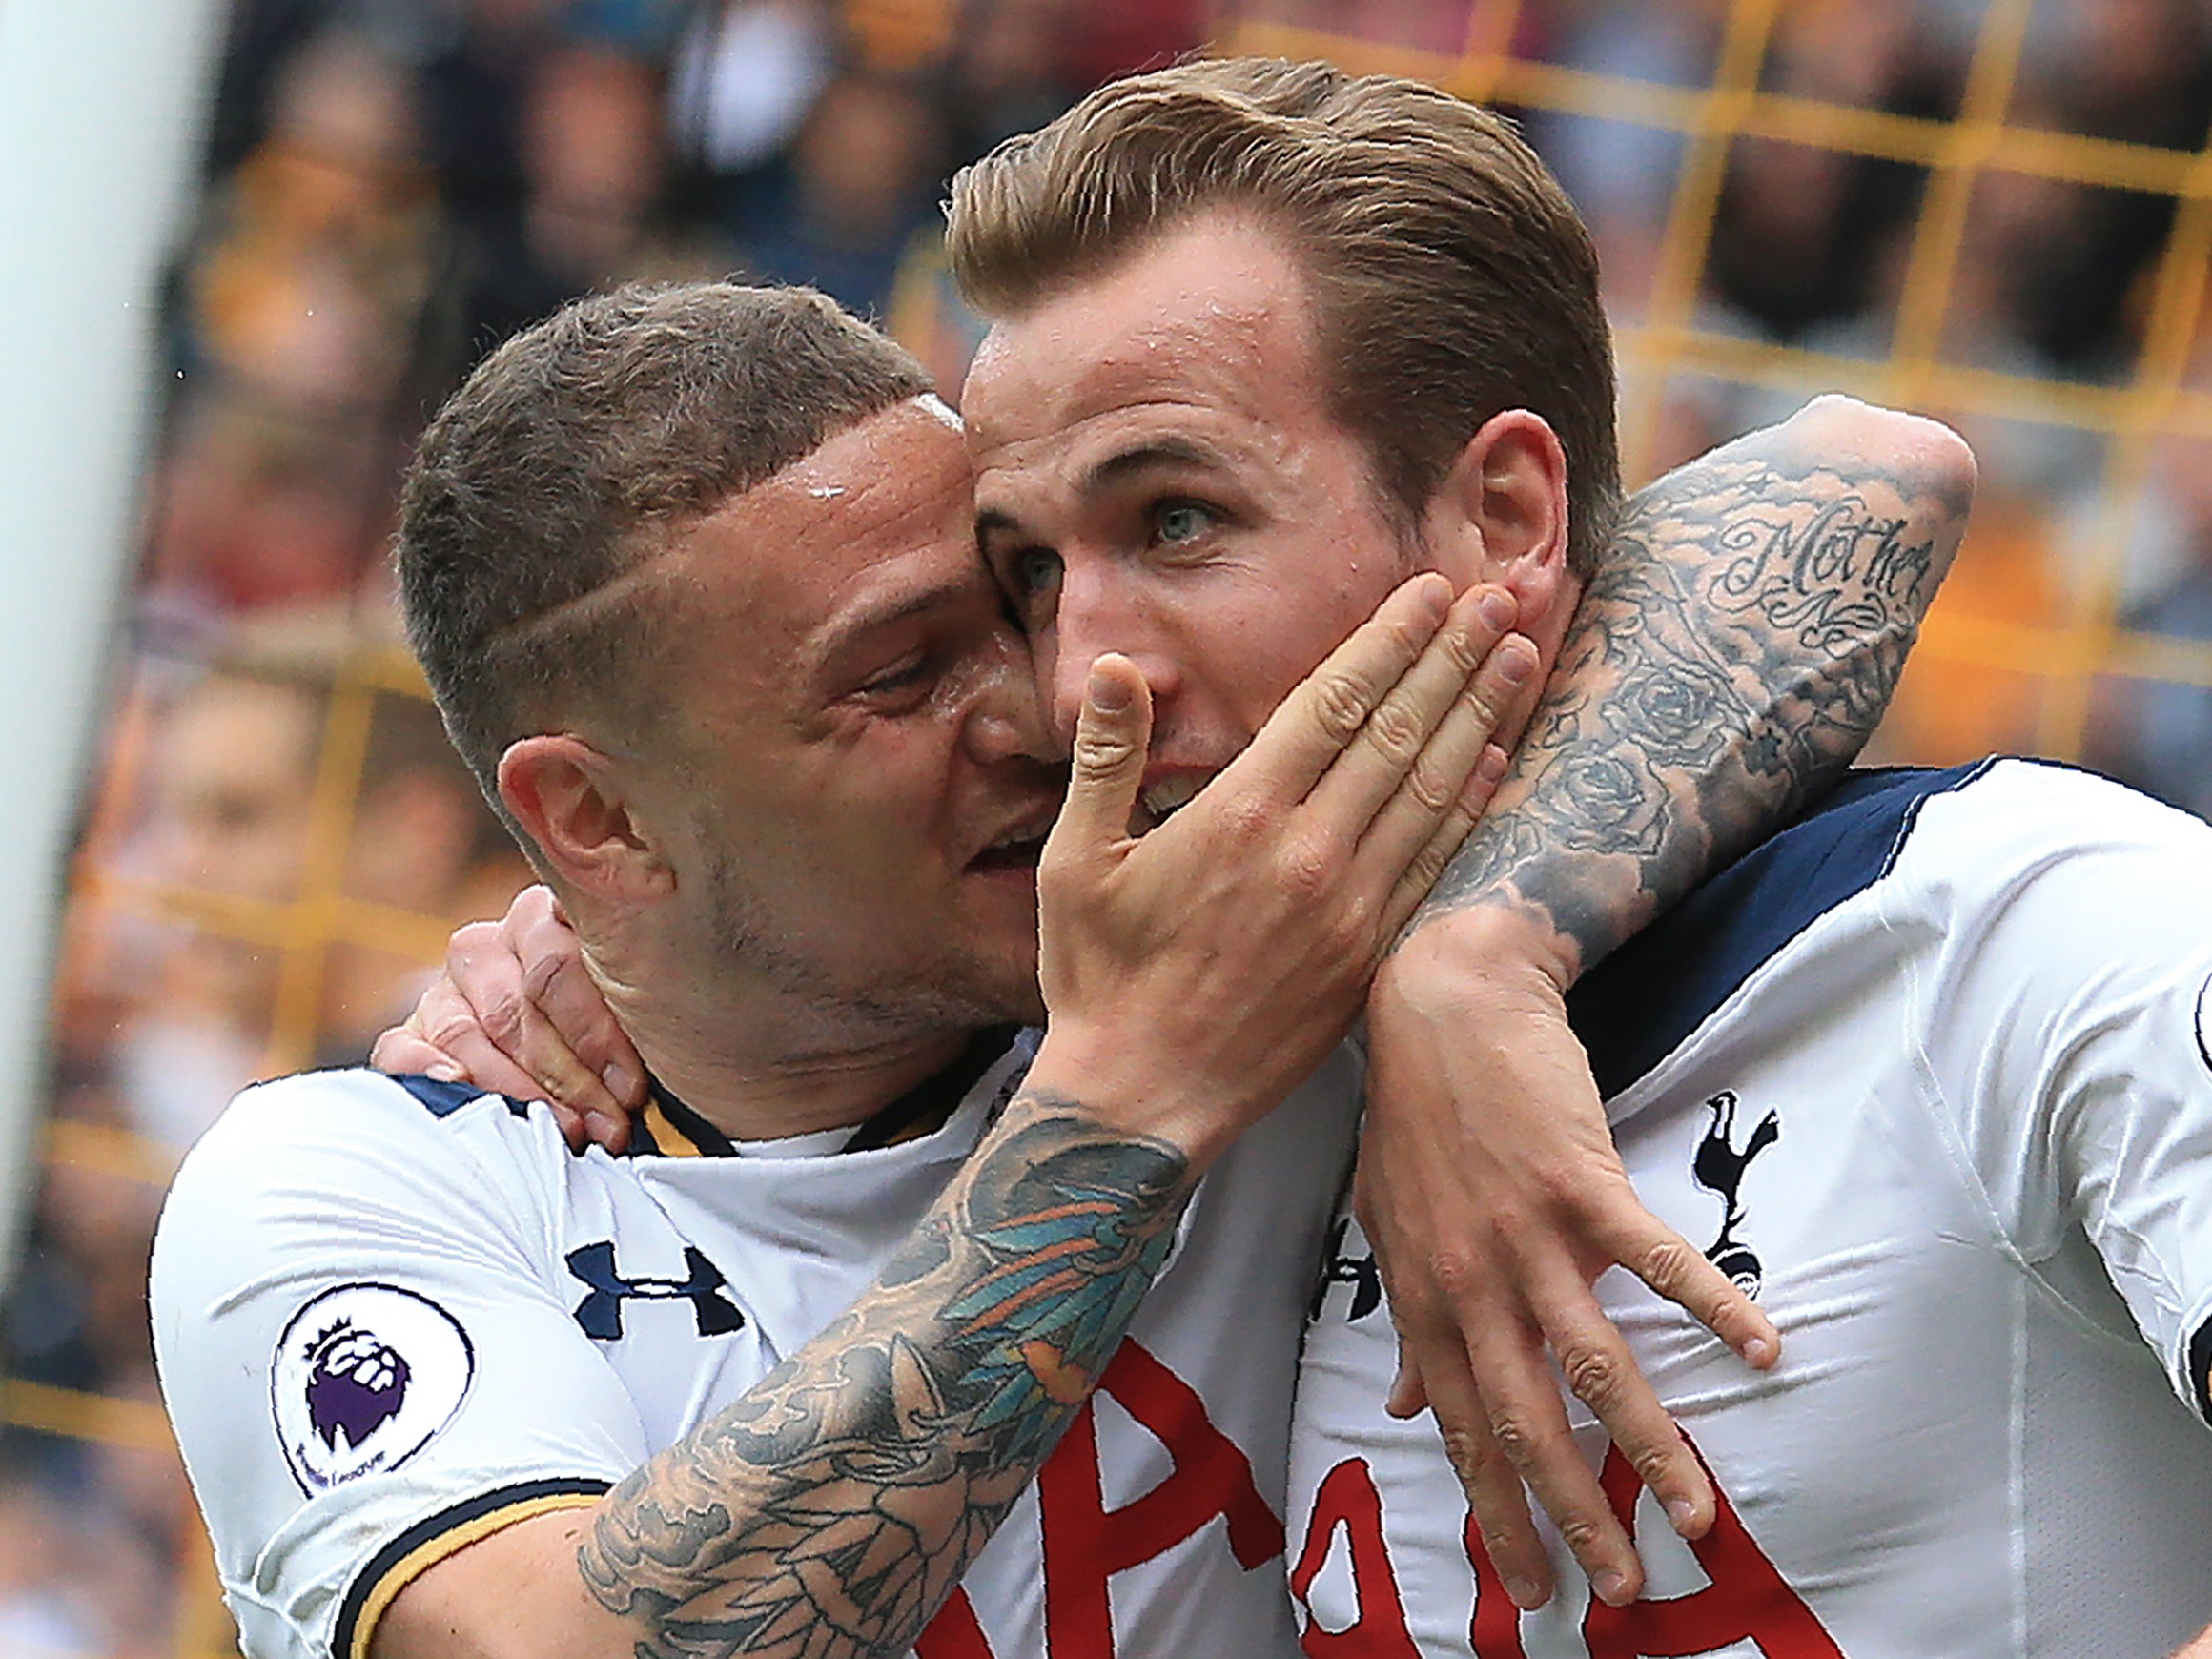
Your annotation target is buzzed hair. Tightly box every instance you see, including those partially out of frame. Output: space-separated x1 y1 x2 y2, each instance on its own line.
947 56 1621 576
397 282 933 814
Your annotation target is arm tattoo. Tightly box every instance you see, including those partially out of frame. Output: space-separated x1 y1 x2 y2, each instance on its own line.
575 1095 1192 1659
1418 427 1971 973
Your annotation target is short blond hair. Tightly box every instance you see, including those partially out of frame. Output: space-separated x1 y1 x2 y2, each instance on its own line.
948 56 1620 575
399 283 932 801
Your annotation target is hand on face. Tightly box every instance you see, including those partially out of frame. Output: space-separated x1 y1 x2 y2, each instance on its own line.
1023 576 1533 1164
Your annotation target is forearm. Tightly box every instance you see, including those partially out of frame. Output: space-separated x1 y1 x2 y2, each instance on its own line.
1412 397 1974 982
579 1090 1190 1659
1351 401 1970 1595
379 1088 1193 1659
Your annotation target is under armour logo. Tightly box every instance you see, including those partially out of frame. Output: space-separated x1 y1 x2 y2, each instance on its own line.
565 1241 746 1341
1691 1091 1780 1298
1310 1216 1383 1322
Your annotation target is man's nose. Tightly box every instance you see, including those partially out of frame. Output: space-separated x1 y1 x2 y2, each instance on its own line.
1047 568 1179 746
966 636 1061 766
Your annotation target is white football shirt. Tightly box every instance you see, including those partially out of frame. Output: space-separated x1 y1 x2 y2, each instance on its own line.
1292 761 2212 1658
154 1027 1362 1659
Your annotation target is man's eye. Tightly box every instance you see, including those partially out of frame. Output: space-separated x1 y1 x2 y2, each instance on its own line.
1154 502 1216 543
1014 548 1063 598
859 658 931 697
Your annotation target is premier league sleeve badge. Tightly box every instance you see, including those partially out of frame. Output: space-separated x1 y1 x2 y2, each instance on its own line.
271 1284 476 1493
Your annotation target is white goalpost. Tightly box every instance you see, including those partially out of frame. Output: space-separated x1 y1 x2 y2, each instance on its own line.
0 0 229 1293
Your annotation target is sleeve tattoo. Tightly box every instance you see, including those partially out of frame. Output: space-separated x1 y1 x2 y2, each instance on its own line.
576 1096 1192 1659
1419 423 1971 973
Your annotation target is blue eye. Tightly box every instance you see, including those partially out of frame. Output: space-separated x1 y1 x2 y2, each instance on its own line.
1156 502 1215 543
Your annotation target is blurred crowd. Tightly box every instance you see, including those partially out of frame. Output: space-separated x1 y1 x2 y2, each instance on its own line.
7 0 2212 1652
1565 0 2212 789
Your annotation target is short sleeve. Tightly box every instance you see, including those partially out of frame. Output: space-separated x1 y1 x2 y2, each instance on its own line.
1902 764 2212 1422
151 1071 645 1659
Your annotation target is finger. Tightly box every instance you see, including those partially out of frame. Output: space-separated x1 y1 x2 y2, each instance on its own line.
1466 1310 1644 1607
1350 1174 1428 1423
577 1099 630 1156
1300 584 1521 840
512 907 647 1111
411 981 563 1104
1483 634 1548 764
368 1027 463 1082
1043 654 1152 868
1378 741 1512 943
427 991 629 1152
1418 1333 1557 1609
545 1098 593 1155
1357 1171 1557 1608
1386 1335 1428 1419
1527 1257 1713 1542
450 928 627 1128
1222 574 1454 806
1598 1210 1781 1370
1357 629 1538 935
376 1021 593 1161
495 884 563 952
497 888 638 1148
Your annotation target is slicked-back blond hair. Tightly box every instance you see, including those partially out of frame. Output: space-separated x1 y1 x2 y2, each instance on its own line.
947 56 1620 575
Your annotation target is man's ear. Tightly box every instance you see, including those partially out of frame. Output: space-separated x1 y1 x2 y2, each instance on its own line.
1419 410 1573 632
497 735 674 903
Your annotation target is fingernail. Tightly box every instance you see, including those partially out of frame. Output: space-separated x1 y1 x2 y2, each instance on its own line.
426 1061 462 1082
1498 640 1537 684
1086 660 1132 712
1595 1570 1632 1607
1505 1577 1545 1610
1477 588 1515 629
1666 1496 1699 1533
584 1110 623 1147
602 1061 640 1103
1744 1335 1777 1367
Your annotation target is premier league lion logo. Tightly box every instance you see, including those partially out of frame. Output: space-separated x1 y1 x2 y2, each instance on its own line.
273 1284 473 1492
304 1322 412 1451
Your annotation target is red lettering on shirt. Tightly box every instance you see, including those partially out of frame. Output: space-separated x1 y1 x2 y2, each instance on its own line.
914 1589 993 1659
1288 1457 1423 1657
1577 1442 1842 1659
1037 1339 1284 1659
1461 1514 1532 1658
1449 1438 1842 1657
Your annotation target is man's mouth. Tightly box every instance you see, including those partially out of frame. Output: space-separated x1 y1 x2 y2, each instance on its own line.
1134 772 1213 833
968 818 1053 872
968 772 1218 868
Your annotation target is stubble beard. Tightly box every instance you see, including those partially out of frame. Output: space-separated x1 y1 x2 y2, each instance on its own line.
697 842 1044 1051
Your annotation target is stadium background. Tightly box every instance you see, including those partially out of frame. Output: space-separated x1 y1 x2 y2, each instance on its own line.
4 0 2210 1650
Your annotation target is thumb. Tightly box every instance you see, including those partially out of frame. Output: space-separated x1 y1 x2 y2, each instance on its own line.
1387 1338 1430 1419
1047 654 1152 866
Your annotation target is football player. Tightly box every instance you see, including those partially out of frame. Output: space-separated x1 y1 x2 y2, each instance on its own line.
424 56 2212 1659
354 58 1981 1654
959 59 2212 1659
155 284 1531 1659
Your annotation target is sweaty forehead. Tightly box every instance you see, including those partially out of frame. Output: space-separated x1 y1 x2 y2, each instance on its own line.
964 219 1321 447
638 401 979 648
